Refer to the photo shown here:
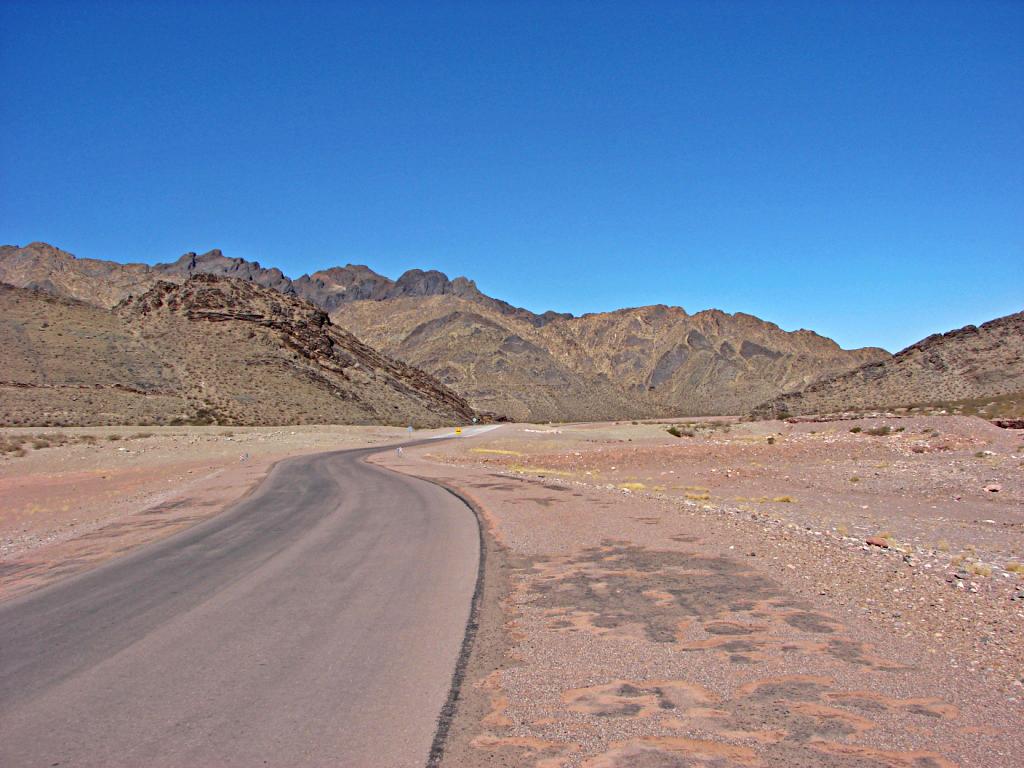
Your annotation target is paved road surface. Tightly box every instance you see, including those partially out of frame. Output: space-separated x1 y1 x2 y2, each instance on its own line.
0 444 479 767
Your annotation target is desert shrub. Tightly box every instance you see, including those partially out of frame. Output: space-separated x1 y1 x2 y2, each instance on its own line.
966 562 992 577
766 436 775 445
667 426 682 438
0 437 27 455
849 426 862 433
107 434 122 441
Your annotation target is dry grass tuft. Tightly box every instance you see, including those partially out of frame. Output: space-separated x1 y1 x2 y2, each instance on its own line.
966 562 992 577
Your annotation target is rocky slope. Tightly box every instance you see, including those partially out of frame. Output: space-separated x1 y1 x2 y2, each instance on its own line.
752 312 1024 418
1 242 889 420
0 277 474 426
333 296 887 421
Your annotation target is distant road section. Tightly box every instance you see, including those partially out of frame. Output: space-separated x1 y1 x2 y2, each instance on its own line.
0 443 479 767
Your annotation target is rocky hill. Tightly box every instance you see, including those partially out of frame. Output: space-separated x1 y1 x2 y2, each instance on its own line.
751 312 1024 419
333 296 888 421
1 242 889 420
0 277 474 427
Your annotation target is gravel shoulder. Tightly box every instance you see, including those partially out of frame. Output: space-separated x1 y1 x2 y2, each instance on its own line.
379 417 1024 768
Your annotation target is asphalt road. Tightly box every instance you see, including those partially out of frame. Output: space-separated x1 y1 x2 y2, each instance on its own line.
0 443 480 767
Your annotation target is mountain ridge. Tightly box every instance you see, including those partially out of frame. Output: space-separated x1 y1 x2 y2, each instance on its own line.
751 311 1024 419
1 241 890 420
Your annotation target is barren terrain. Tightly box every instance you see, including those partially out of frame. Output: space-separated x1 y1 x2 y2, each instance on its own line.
378 417 1024 768
4 415 1022 767
754 312 1024 420
2 242 888 422
0 278 474 427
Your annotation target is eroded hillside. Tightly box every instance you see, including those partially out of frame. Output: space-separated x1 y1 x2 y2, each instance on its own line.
0 277 475 427
752 312 1024 418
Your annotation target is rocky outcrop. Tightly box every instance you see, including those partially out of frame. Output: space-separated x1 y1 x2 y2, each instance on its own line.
751 312 1024 419
0 277 475 426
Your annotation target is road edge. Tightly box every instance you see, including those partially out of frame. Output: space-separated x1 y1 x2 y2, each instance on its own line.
411 476 488 768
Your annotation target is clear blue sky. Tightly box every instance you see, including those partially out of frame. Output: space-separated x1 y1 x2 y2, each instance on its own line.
2 1 1021 352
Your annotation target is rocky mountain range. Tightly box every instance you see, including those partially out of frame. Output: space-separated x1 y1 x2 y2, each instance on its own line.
333 296 888 421
0 276 474 427
1 241 891 421
751 311 1024 419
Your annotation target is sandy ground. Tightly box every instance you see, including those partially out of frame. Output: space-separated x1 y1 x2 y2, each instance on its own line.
378 416 1024 768
0 425 419 600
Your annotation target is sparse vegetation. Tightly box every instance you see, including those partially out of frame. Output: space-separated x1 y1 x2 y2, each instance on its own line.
966 562 992 577
849 426 862 433
0 436 27 456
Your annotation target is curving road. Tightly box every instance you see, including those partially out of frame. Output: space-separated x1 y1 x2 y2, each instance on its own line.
0 443 479 767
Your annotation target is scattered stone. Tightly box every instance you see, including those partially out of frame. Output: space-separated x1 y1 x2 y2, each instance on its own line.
984 483 1002 493
866 536 891 548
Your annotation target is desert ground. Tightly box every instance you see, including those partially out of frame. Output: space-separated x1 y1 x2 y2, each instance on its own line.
376 416 1024 768
3 416 1022 767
